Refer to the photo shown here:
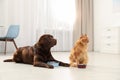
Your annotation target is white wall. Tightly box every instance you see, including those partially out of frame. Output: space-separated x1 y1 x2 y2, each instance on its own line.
94 0 113 52
94 0 120 53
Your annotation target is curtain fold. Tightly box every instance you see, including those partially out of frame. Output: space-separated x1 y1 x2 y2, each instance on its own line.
73 0 94 51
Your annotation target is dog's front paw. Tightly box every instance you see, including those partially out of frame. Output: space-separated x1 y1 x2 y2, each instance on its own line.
64 63 70 67
47 65 54 69
59 62 70 67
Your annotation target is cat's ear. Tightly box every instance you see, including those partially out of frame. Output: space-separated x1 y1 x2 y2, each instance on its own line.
85 34 87 36
80 34 84 39
80 34 83 38
80 36 82 39
81 34 83 36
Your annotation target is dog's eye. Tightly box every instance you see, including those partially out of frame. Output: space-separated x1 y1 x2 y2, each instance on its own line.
49 36 53 39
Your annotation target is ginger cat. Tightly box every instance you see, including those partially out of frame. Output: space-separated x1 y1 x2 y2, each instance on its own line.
69 34 89 67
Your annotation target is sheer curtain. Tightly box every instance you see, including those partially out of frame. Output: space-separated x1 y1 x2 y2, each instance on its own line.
3 0 39 52
46 0 75 30
7 0 38 46
3 0 77 52
37 0 76 51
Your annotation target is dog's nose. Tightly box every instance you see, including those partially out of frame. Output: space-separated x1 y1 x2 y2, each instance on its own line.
54 39 57 45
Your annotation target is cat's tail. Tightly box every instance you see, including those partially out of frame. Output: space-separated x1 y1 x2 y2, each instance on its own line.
3 59 14 62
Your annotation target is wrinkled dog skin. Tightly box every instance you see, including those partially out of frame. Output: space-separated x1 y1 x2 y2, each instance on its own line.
4 34 70 69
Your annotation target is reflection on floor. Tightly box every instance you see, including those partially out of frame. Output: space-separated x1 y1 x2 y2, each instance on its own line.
0 52 120 80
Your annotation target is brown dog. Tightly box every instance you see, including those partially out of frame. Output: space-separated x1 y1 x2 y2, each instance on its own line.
69 34 89 67
4 34 69 69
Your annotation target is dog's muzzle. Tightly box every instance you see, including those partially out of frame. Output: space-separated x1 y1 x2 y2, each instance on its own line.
54 39 57 45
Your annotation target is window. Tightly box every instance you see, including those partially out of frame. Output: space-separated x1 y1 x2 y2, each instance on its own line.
46 0 75 30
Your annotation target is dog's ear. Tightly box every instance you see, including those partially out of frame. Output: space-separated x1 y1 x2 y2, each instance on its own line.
34 42 40 48
34 37 43 48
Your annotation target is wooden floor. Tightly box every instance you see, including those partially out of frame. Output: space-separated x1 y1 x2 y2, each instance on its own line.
0 52 120 80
